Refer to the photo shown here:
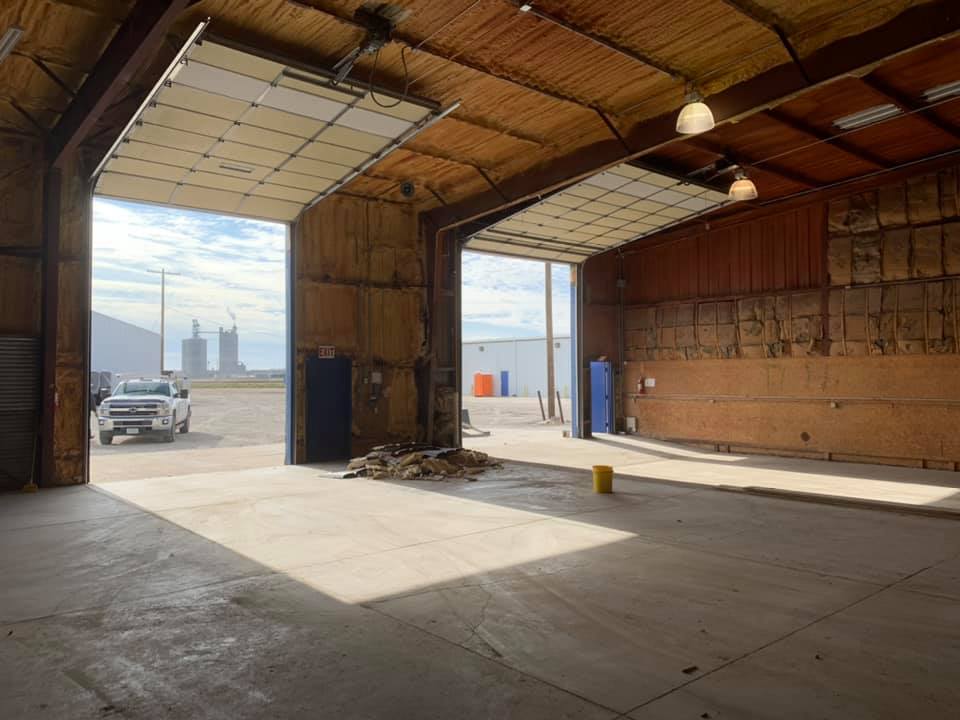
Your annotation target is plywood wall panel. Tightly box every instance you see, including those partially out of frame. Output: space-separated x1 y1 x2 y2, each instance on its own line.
628 396 960 466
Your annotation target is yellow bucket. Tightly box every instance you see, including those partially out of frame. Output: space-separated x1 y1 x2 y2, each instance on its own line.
592 465 613 494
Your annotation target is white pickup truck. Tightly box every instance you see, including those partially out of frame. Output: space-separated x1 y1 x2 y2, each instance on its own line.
97 377 191 445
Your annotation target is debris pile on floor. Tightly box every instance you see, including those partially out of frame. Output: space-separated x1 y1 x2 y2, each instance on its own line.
344 442 498 481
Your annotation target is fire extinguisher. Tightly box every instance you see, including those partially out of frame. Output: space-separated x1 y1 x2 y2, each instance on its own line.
637 376 645 395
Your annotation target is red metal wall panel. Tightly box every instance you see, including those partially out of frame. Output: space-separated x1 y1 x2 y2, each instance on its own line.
622 203 826 304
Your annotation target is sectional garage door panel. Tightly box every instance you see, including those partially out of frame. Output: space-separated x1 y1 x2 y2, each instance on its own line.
465 163 732 263
94 33 454 223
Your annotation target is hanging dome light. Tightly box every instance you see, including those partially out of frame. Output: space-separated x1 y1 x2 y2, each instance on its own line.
676 91 715 134
728 172 758 201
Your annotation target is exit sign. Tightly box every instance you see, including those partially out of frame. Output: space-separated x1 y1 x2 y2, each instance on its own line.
317 345 336 359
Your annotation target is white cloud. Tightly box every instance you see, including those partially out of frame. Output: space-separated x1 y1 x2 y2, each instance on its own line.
92 199 287 369
461 252 571 340
93 200 573 367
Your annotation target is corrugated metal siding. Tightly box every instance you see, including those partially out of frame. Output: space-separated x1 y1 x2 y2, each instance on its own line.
0 336 40 491
624 204 826 304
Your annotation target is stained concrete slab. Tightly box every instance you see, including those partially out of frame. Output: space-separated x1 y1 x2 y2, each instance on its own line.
3 574 613 720
467 426 960 511
629 588 960 720
366 537 873 712
0 485 138 531
2 461 959 718
549 489 960 585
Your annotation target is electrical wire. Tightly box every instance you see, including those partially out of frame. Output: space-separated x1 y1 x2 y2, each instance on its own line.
368 44 411 109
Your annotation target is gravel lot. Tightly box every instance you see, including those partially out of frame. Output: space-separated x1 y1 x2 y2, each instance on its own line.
90 387 285 455
462 395 571 429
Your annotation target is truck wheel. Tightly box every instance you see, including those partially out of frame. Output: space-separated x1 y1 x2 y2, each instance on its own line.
99 432 113 446
164 413 176 443
179 412 190 434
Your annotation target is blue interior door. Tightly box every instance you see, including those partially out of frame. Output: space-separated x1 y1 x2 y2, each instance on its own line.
590 360 613 434
305 355 352 462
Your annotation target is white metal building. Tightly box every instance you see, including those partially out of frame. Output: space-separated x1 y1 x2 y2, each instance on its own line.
91 311 161 377
461 336 571 398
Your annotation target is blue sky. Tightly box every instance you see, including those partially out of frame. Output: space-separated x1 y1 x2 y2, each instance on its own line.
92 199 571 370
461 252 571 341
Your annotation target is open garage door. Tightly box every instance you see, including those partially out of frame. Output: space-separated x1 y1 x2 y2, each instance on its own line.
461 163 732 441
93 24 455 222
87 24 458 480
464 163 731 263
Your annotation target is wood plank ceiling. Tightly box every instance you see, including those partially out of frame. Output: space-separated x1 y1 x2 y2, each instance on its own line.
3 0 957 219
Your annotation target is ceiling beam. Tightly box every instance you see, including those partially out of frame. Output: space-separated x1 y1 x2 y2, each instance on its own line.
859 75 960 142
427 0 960 228
46 0 192 168
764 109 891 169
286 1 611 117
45 0 126 23
503 1 686 80
685 137 819 188
715 0 809 83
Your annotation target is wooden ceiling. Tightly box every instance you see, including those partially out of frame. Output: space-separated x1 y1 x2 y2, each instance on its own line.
2 0 957 220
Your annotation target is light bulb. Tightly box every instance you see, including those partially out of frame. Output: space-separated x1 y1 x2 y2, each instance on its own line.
676 96 715 134
728 176 758 201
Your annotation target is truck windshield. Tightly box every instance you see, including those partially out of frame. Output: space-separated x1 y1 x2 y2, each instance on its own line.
115 381 171 396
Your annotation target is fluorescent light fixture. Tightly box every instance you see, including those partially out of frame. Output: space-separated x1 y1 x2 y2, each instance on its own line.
833 103 902 130
520 3 533 11
0 26 23 64
676 91 714 134
922 80 960 103
728 173 757 201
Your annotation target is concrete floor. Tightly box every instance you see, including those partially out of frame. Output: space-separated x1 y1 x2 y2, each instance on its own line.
466 408 960 511
2 461 959 718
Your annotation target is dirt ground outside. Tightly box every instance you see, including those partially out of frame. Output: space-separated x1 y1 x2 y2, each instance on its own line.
91 392 567 481
90 387 286 482
462 396 572 430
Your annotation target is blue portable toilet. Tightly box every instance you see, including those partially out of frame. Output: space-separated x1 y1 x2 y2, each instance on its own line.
500 370 509 397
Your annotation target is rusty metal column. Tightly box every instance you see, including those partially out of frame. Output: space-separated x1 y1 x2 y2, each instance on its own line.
40 168 62 486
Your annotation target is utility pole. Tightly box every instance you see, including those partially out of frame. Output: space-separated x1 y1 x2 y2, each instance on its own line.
545 262 556 419
147 268 181 374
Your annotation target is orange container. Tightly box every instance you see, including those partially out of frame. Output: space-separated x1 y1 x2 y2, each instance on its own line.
473 372 494 397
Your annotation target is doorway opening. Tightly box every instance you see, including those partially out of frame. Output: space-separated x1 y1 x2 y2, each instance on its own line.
88 198 290 483
459 250 574 456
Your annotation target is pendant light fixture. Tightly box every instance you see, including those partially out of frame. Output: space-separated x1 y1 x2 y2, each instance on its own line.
676 89 714 134
728 172 758 201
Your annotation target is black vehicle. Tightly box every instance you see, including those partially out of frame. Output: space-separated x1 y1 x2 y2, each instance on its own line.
89 370 113 409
